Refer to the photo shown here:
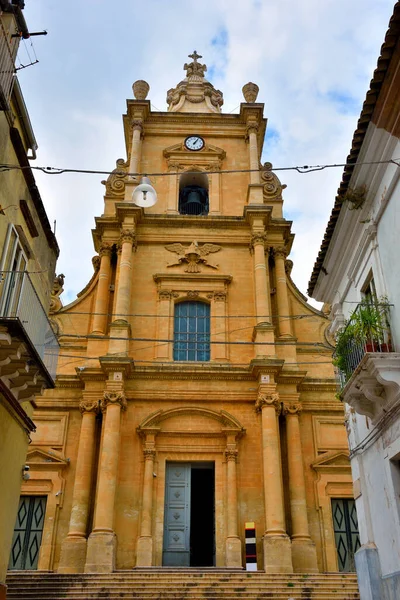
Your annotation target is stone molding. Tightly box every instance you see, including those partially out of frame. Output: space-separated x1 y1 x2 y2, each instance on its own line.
255 392 281 414
100 391 127 412
138 406 245 435
79 399 100 415
158 290 179 300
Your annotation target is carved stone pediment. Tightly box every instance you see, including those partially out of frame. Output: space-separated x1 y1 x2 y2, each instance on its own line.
311 450 351 472
163 142 226 171
138 407 245 437
26 448 69 469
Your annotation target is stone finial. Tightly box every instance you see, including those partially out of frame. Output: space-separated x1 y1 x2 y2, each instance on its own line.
242 82 259 103
132 80 150 100
167 52 223 113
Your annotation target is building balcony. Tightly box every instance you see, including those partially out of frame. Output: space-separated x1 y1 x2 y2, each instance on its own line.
334 301 400 422
0 271 59 396
334 301 395 388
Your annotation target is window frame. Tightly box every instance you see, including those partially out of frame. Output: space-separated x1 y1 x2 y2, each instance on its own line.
173 300 211 362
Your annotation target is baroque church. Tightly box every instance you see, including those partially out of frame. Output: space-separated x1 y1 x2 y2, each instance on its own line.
10 52 356 577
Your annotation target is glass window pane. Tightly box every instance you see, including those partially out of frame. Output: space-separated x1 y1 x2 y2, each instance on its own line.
173 301 210 362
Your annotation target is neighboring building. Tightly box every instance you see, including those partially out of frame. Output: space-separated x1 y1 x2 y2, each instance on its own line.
20 53 355 584
308 4 400 599
0 2 59 598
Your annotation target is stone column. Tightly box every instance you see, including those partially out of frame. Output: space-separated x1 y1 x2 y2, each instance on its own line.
58 399 99 573
251 234 275 357
273 247 292 338
136 445 156 566
108 229 136 356
225 442 242 567
91 242 113 335
283 402 318 572
128 120 143 178
211 292 228 361
256 392 293 573
85 391 127 573
247 124 260 185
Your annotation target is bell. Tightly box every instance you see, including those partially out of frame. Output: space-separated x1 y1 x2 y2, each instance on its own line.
185 190 203 215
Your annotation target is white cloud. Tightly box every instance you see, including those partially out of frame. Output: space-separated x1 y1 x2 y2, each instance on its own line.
19 0 395 307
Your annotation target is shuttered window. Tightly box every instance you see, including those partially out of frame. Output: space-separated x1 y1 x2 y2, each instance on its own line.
173 301 210 361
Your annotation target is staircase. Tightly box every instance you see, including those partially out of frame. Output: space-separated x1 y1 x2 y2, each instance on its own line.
6 569 360 599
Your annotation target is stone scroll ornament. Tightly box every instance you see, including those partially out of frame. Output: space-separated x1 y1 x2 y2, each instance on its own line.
165 240 221 273
100 391 127 412
255 392 281 414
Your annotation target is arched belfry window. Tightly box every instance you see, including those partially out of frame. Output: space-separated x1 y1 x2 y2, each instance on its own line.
179 171 209 216
173 301 210 361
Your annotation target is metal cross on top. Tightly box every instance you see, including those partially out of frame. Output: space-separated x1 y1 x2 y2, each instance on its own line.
189 50 202 63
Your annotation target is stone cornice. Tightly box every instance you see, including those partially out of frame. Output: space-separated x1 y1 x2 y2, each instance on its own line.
298 378 337 392
54 375 84 389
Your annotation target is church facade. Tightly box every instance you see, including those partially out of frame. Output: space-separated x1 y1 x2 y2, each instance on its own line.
15 53 354 575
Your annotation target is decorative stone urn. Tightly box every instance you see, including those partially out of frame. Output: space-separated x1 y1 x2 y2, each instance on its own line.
132 80 150 100
242 82 259 103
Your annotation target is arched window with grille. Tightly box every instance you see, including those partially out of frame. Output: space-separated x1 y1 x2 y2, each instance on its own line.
173 301 210 361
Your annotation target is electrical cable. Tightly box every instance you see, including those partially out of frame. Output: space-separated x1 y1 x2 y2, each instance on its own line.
0 158 399 179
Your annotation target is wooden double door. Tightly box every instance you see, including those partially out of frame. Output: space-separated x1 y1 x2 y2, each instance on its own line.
163 462 215 567
9 496 46 570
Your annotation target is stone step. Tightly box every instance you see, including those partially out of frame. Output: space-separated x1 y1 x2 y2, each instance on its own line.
5 571 359 600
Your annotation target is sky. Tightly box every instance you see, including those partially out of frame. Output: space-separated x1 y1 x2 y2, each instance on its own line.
17 0 396 307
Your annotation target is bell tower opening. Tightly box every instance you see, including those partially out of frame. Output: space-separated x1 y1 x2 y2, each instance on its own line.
179 171 209 215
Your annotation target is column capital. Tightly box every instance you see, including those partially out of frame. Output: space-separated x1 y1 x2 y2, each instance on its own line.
99 241 113 258
119 228 136 246
100 390 127 412
79 399 100 415
143 448 156 461
273 245 288 259
249 232 267 252
246 122 259 140
225 447 238 462
158 290 179 300
131 118 143 132
283 402 302 416
256 392 281 414
209 291 227 302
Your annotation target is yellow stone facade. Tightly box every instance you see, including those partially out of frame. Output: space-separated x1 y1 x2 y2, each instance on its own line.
24 54 353 575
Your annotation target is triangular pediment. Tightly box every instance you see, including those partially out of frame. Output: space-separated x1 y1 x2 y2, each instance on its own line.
163 142 226 161
311 450 350 471
26 448 68 467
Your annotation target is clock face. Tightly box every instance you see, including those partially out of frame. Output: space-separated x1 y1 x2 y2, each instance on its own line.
185 135 205 151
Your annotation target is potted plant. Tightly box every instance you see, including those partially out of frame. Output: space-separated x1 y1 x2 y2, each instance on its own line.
351 297 391 351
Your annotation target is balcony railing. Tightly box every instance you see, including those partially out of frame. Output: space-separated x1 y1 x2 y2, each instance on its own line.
0 271 59 381
334 301 394 389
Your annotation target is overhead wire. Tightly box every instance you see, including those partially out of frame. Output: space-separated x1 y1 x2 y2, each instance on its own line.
0 158 399 179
